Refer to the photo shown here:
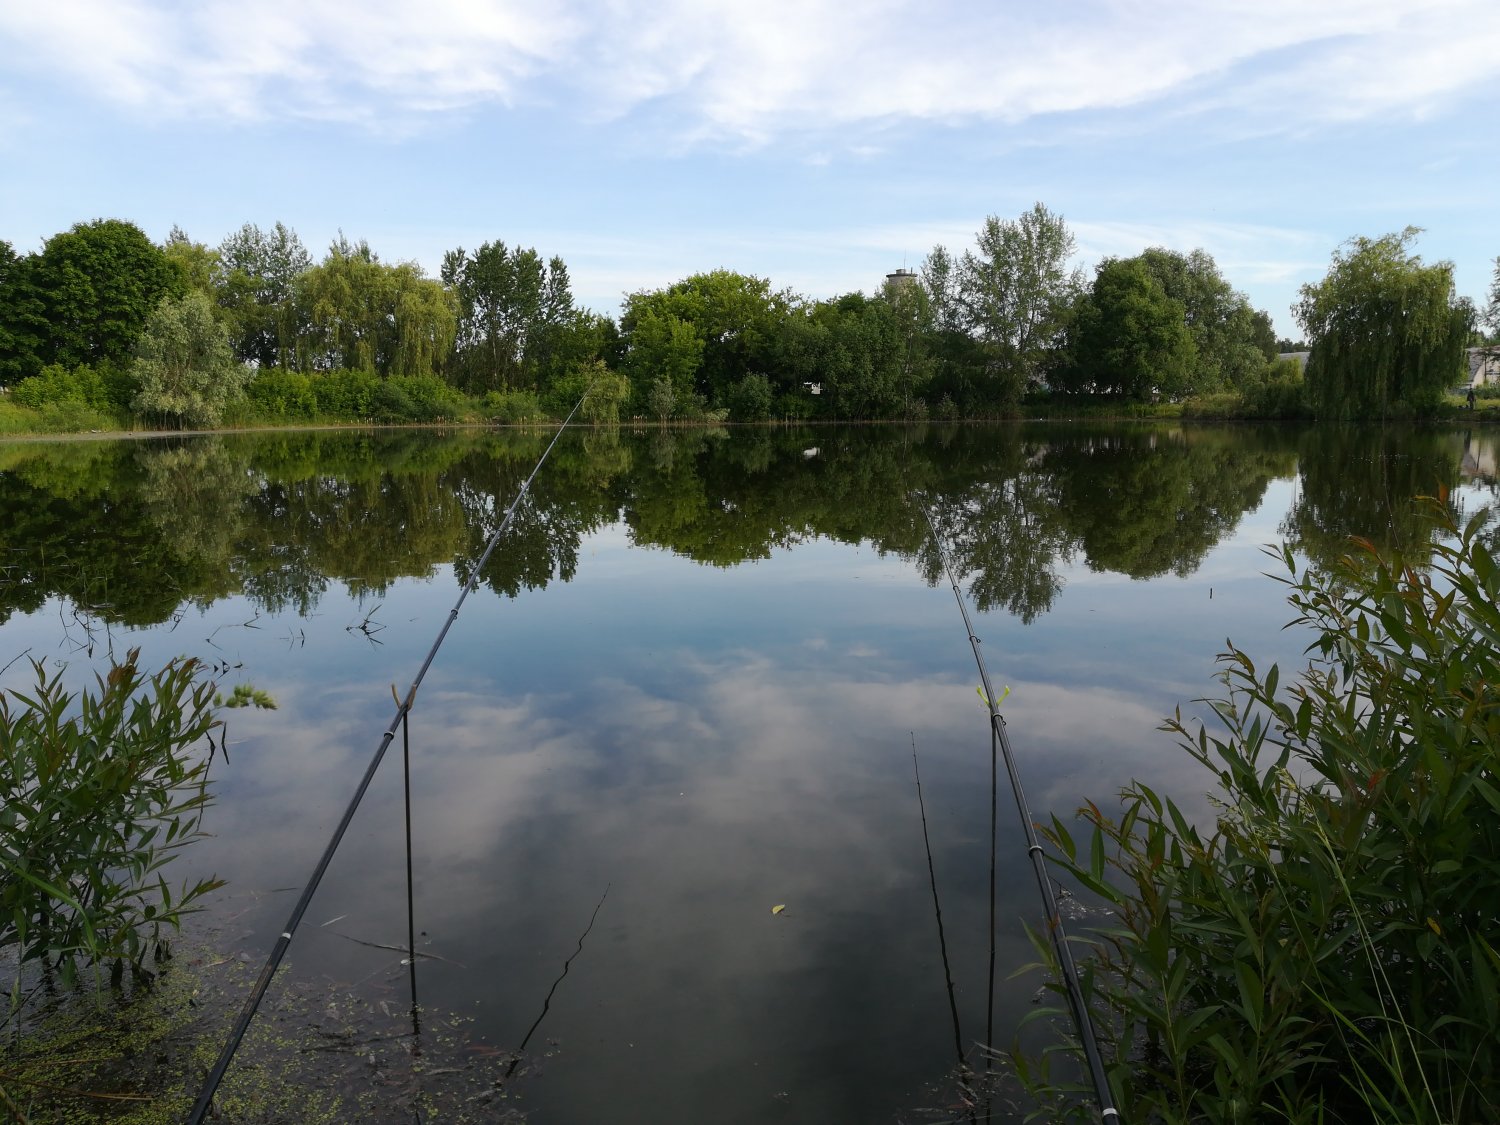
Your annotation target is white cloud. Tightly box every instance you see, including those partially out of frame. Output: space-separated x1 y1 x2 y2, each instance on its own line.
2 1 1496 139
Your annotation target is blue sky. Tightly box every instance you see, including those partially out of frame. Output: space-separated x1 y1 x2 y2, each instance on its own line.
2 0 1497 337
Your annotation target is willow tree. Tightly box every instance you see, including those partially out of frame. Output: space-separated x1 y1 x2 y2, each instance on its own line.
1296 228 1470 419
294 237 456 378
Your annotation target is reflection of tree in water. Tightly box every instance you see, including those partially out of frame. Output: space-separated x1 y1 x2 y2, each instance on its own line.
0 421 1425 634
1282 427 1463 574
909 425 1296 620
0 440 218 626
913 427 1072 625
138 439 257 602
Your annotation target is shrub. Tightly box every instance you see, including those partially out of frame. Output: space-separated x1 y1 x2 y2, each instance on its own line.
483 388 544 424
10 364 109 412
372 374 461 422
727 372 774 422
247 369 318 419
1026 500 1500 1122
1 650 224 994
310 368 381 418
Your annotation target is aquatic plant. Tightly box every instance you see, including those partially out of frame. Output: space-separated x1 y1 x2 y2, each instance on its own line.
1 649 224 1003
1023 497 1500 1122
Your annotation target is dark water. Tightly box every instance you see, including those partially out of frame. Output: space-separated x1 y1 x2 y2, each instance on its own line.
2 422 1497 1122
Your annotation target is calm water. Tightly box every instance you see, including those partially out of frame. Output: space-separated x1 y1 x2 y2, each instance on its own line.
2 422 1497 1122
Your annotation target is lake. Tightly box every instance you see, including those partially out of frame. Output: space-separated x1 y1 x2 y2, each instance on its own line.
2 422 1496 1122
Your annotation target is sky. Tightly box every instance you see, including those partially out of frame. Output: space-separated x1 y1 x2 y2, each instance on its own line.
2 0 1498 338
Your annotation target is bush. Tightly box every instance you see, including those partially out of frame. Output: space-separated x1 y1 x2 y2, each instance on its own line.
310 368 381 419
1027 501 1500 1122
483 388 544 424
247 369 318 419
10 364 109 412
370 374 461 423
1 650 224 993
727 372 774 422
1242 359 1309 419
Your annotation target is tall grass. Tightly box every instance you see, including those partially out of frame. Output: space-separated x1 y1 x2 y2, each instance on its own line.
1022 497 1500 1122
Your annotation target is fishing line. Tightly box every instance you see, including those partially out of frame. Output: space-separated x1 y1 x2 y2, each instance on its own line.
911 733 967 1072
187 389 596 1125
911 493 1121 1125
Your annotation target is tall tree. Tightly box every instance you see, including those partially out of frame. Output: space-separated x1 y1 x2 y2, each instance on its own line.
131 291 249 428
0 220 181 380
294 237 456 378
1296 228 1470 419
619 271 791 412
217 222 312 368
957 202 1081 406
441 241 578 392
1065 257 1197 399
1485 256 1500 339
1134 247 1271 392
162 226 220 296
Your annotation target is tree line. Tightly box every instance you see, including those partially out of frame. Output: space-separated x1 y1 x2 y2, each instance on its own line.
1 209 1493 430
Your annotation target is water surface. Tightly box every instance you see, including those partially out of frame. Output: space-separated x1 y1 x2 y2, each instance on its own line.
2 422 1496 1122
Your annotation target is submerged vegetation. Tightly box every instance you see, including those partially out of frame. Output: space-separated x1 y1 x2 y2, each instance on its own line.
1028 499 1500 1122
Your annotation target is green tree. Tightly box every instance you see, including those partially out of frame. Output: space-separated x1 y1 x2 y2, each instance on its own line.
294 237 457 378
1065 257 1197 399
162 226 221 297
879 272 935 416
132 291 250 428
620 271 791 412
216 222 312 369
441 241 582 393
1296 228 1470 419
957 202 1081 407
0 220 181 382
920 244 990 412
620 304 706 417
1134 247 1272 391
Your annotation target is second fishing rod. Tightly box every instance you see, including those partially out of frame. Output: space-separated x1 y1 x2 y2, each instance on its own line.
912 492 1121 1125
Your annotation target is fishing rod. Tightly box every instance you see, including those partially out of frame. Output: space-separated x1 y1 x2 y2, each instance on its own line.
187 391 596 1124
911 493 1121 1125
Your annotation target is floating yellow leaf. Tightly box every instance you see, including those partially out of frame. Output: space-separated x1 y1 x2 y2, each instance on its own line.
1427 916 1442 936
771 904 786 915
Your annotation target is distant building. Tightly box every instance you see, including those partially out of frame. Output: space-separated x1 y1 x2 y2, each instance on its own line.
884 268 918 290
1277 351 1311 371
1468 346 1500 387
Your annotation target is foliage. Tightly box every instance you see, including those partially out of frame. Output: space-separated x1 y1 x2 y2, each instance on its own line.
370 374 463 423
620 270 790 414
1028 502 1500 1122
1240 360 1308 419
0 220 182 385
1133 247 1274 392
217 221 313 369
483 388 545 424
162 226 221 297
578 360 630 425
727 371 774 422
1297 228 1471 419
1063 258 1197 399
294 236 457 378
9 364 110 413
441 240 580 392
956 202 1081 406
132 291 250 429
0 650 224 995
246 368 319 419
309 367 381 418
